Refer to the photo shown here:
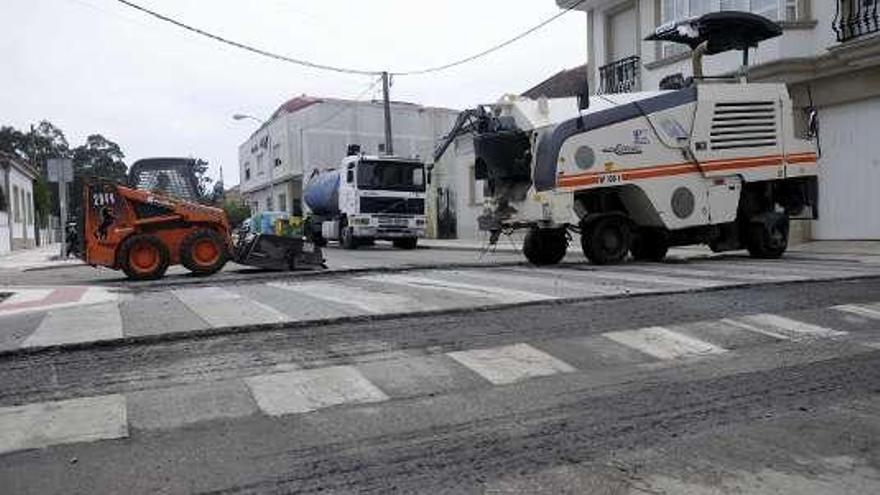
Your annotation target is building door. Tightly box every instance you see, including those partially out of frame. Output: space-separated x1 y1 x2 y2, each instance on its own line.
436 188 457 239
814 98 880 239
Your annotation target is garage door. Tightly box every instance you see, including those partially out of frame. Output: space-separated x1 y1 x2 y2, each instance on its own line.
813 97 880 240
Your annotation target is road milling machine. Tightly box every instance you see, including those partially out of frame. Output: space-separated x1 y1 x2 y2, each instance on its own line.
436 12 820 265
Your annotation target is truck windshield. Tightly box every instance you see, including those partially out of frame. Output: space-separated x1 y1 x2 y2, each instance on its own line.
357 161 425 192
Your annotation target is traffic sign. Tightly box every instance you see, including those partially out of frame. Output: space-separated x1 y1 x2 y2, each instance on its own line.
47 158 73 183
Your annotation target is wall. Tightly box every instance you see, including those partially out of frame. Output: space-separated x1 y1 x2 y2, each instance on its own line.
0 211 9 254
8 166 35 248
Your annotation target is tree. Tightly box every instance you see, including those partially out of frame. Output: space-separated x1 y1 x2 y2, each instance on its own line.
0 121 70 225
192 158 214 200
71 134 127 215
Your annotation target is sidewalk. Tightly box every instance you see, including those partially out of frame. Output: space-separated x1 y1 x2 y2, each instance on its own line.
423 237 880 259
0 244 84 272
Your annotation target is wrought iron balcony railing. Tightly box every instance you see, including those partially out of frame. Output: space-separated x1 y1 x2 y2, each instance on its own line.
833 0 880 42
598 56 640 94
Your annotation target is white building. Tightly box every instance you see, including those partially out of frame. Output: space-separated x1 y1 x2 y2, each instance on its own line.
237 96 459 237
0 151 38 253
560 0 880 239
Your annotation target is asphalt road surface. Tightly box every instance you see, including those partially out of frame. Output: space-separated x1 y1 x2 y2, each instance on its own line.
1 275 880 494
0 243 525 287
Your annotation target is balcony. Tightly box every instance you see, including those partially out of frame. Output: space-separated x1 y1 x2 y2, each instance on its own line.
834 0 880 42
598 56 640 94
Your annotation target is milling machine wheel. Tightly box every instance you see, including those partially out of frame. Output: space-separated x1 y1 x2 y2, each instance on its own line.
119 234 170 281
747 212 789 259
181 229 229 276
630 230 669 262
522 228 568 266
581 216 631 265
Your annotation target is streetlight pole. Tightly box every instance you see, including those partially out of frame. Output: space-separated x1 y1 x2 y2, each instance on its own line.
233 113 275 211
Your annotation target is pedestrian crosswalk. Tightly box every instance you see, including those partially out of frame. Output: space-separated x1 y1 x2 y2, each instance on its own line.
3 259 880 350
1 301 878 456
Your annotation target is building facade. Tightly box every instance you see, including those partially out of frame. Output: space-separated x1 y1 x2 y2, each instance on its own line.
0 151 38 253
560 0 880 239
237 96 459 237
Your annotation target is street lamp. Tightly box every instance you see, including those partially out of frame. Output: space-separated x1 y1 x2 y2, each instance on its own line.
233 113 275 212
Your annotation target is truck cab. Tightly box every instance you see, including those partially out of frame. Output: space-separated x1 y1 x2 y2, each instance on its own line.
305 153 427 249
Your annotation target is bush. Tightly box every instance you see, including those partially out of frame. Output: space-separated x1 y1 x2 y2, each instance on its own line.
222 201 251 228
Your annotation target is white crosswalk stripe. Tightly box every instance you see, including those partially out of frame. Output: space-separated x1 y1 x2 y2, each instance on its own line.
0 394 127 455
23 302 123 348
447 343 576 385
173 286 288 327
246 366 388 416
738 314 847 339
267 281 429 314
719 318 794 341
603 326 727 360
833 304 880 320
360 274 555 304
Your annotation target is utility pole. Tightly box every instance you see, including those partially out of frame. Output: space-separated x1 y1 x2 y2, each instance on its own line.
382 71 393 155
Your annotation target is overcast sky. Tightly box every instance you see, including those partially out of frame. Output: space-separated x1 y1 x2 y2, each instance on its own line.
1 0 586 186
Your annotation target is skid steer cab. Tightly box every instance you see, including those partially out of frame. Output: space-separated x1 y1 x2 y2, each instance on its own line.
438 11 819 266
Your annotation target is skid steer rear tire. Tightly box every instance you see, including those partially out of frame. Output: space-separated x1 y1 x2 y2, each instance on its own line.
119 234 170 281
181 229 228 276
523 228 568 266
747 212 789 259
582 216 631 265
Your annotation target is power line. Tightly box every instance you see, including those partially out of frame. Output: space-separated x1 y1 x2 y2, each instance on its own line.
114 0 381 76
392 0 587 75
113 0 586 77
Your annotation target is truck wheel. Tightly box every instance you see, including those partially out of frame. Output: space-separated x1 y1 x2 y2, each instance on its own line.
747 212 789 259
393 238 418 250
523 228 567 265
119 234 170 280
181 229 228 276
341 226 358 250
630 230 669 262
582 216 630 265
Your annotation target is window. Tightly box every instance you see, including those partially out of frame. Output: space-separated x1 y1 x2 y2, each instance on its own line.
659 0 799 57
266 196 273 211
278 193 287 212
13 186 20 222
272 143 281 167
245 167 251 181
26 192 32 225
256 154 264 175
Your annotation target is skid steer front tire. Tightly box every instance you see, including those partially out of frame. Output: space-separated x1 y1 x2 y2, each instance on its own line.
582 216 631 265
523 228 568 266
181 229 228 276
119 234 170 281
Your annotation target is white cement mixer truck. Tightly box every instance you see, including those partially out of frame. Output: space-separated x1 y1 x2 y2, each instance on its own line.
303 148 427 249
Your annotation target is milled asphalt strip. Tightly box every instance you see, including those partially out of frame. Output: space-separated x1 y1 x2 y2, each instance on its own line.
113 260 535 293
2 273 880 359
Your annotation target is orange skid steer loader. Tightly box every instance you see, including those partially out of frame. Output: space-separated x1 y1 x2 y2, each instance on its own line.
81 179 233 280
78 158 324 280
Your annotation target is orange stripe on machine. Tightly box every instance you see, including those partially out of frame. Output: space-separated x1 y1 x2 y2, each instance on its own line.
557 153 816 188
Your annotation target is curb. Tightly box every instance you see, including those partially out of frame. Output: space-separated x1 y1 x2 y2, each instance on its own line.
1 273 878 360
